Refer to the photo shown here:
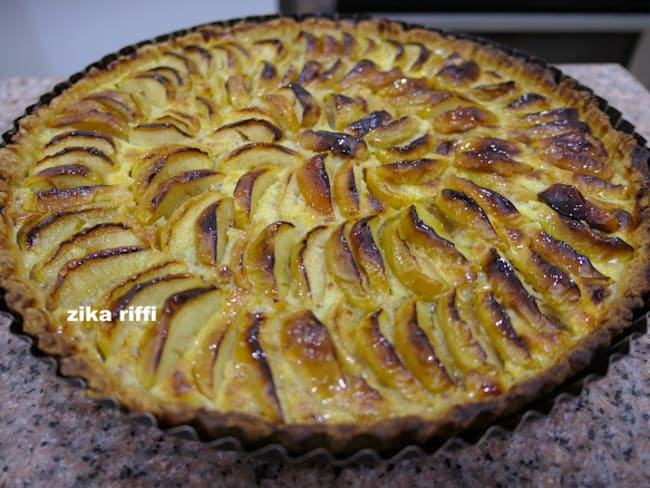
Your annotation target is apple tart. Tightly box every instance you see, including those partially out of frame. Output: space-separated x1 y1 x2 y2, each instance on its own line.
1 16 649 454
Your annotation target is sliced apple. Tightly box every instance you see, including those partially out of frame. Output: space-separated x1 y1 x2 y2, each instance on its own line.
434 106 498 134
134 146 212 193
26 164 102 190
287 82 321 128
137 286 221 388
43 130 116 158
298 129 368 159
136 169 221 223
32 222 141 286
323 93 367 130
241 221 296 299
222 142 301 171
296 153 334 218
393 299 453 393
233 166 279 227
333 160 360 218
48 247 163 310
195 197 234 266
289 225 328 303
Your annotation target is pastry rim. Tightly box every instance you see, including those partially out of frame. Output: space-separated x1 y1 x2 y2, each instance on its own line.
0 14 649 456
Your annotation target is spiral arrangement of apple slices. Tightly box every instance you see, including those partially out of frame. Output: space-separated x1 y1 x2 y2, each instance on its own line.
5 17 646 438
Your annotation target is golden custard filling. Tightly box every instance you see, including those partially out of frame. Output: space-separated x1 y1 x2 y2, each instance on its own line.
0 17 648 450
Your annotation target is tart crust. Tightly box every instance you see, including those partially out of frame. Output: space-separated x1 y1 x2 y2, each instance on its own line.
0 16 649 455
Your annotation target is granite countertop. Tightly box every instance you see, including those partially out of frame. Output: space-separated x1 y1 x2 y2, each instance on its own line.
1 65 649 487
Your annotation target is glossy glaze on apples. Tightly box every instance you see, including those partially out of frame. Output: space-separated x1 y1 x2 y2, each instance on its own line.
0 17 648 453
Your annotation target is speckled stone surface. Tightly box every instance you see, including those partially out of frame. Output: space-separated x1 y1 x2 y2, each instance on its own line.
1 65 649 487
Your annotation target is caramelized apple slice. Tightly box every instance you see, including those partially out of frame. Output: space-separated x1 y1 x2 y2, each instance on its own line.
434 189 498 242
42 130 116 158
348 216 389 298
290 225 328 303
48 247 163 310
32 223 141 285
241 221 296 299
437 59 480 85
434 106 498 134
233 166 279 227
222 142 301 171
33 147 113 175
323 93 368 130
354 309 428 402
211 118 282 148
137 286 221 388
134 146 213 192
280 309 347 398
454 137 531 174
287 82 321 128
17 206 116 256
333 160 360 218
215 311 283 422
225 74 250 108
393 300 453 393
196 197 234 267
27 164 102 190
98 273 203 359
296 154 334 218
474 291 533 367
137 170 221 223
298 129 368 159
483 248 563 340
382 206 472 298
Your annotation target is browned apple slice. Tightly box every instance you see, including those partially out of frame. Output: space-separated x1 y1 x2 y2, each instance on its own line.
195 197 234 266
434 189 498 242
222 142 301 171
348 216 389 297
233 166 278 227
17 206 116 254
118 69 177 106
241 221 296 299
214 311 284 422
365 115 421 148
393 299 454 393
225 74 250 108
137 170 221 223
474 290 533 368
28 185 127 213
27 164 102 190
32 222 141 285
131 121 192 146
325 222 379 310
539 132 612 178
134 146 212 192
471 81 516 101
161 193 233 270
344 110 391 137
323 93 368 130
541 212 633 263
454 136 530 174
33 146 113 175
47 247 163 310
43 130 116 157
353 309 428 402
289 225 328 303
83 90 141 121
137 286 222 388
437 59 480 85
48 101 129 138
333 160 360 218
538 183 626 233
436 289 490 372
483 248 564 341
160 50 199 75
287 82 321 128
434 106 498 134
339 59 403 90
298 129 368 159
211 118 282 146
98 272 203 359
262 91 300 133
183 44 213 76
506 92 549 111
280 309 347 398
296 153 334 218
381 206 472 298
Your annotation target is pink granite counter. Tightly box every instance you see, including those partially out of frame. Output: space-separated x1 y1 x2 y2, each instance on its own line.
1 65 649 487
